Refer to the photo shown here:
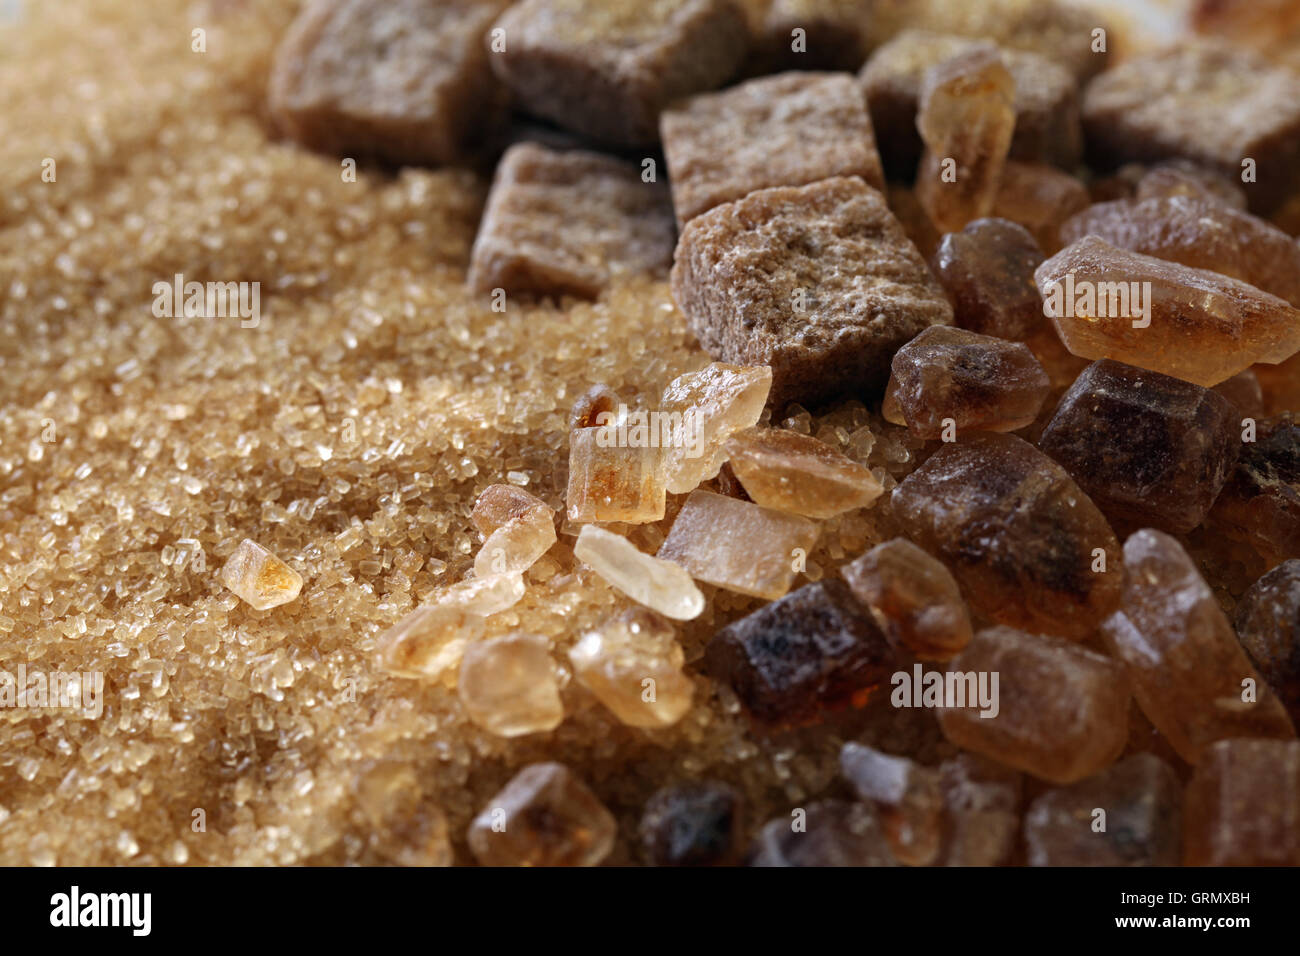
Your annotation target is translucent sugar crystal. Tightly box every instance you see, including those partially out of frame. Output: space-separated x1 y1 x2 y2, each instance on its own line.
1185 739 1300 866
722 426 883 519
891 433 1121 641
1135 159 1247 209
473 486 556 578
1037 359 1241 535
375 604 485 682
1035 235 1300 387
468 762 616 867
991 161 1089 254
472 483 551 536
705 579 894 728
639 781 742 867
566 426 665 524
1234 559 1300 719
350 761 453 867
568 383 622 431
1024 753 1182 866
840 743 943 866
441 572 526 615
937 625 1131 784
1059 195 1300 307
659 363 771 495
749 800 897 867
934 753 1021 867
457 632 563 738
658 489 818 600
574 525 704 621
915 46 1016 234
1209 413 1300 567
931 216 1046 341
842 538 972 661
569 607 693 728
1100 529 1296 764
882 326 1050 439
219 538 303 611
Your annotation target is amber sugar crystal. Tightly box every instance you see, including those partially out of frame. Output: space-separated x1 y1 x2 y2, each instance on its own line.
931 217 1046 341
722 426 883 519
220 538 304 611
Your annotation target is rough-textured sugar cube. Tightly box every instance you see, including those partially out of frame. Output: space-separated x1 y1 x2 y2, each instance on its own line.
891 433 1121 641
931 217 1045 341
705 579 895 728
670 176 953 408
937 625 1131 785
1082 42 1300 213
658 489 818 600
268 0 509 165
488 0 749 147
661 71 884 228
1135 159 1248 210
1037 359 1242 535
469 143 675 299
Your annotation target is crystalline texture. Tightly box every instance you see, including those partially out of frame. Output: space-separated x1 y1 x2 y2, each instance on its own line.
841 538 972 661
1037 359 1241 534
749 800 897 866
569 607 693 727
840 743 943 865
657 490 818 600
220 538 303 611
375 604 485 682
1035 235 1300 387
659 363 771 495
468 762 616 866
882 326 1050 438
722 427 883 519
937 625 1131 784
458 632 564 737
574 525 704 620
891 433 1121 640
1234 559 1300 719
1100 529 1296 764
931 217 1046 341
704 579 895 728
639 781 742 867
915 46 1016 234
1210 414 1300 567
566 427 666 524
1184 739 1300 866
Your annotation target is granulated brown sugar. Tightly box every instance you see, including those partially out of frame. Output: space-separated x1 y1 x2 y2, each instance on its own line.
0 0 935 865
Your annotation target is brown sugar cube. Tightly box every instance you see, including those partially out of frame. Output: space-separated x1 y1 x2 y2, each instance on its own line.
661 71 885 228
859 30 1082 177
268 0 509 165
488 0 750 147
903 0 1110 82
670 176 953 408
750 0 876 72
468 143 675 299
1083 42 1300 213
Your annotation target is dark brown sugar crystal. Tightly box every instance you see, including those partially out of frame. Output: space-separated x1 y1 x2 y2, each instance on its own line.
639 781 743 866
859 30 1082 177
1235 559 1300 721
1082 41 1300 213
468 142 675 298
883 326 1050 438
488 0 749 147
704 578 895 728
268 0 510 165
1210 414 1300 567
1185 739 1300 865
1023 753 1183 866
931 217 1045 341
670 176 953 408
660 71 885 228
1059 196 1300 306
1037 359 1242 535
891 433 1121 641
